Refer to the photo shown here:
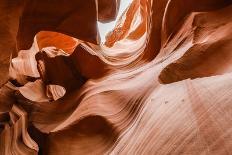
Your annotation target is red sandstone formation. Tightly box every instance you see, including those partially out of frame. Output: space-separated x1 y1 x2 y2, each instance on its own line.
0 0 232 154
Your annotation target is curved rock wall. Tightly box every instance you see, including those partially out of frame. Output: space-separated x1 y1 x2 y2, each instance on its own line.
0 0 232 154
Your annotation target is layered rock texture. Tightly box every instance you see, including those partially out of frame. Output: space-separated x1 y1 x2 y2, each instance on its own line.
0 0 232 154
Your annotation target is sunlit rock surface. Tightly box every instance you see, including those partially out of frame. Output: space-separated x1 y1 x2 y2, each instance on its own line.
0 0 232 154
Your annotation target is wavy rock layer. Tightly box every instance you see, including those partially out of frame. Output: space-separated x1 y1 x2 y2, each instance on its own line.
0 0 232 154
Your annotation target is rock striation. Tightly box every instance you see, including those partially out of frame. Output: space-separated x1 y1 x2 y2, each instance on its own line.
0 0 232 154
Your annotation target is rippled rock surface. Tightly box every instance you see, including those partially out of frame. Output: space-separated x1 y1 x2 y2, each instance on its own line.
0 0 232 154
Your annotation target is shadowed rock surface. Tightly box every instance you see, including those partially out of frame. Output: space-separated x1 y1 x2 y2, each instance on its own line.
0 0 232 154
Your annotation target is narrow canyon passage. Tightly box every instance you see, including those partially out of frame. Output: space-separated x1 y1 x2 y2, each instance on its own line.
0 0 232 154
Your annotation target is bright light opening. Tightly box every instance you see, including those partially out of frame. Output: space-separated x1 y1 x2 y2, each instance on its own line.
98 0 133 43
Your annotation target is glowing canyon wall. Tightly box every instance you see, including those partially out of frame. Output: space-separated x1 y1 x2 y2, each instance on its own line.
0 0 232 154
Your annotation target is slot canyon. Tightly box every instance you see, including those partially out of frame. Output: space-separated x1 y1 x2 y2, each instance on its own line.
0 0 231 154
